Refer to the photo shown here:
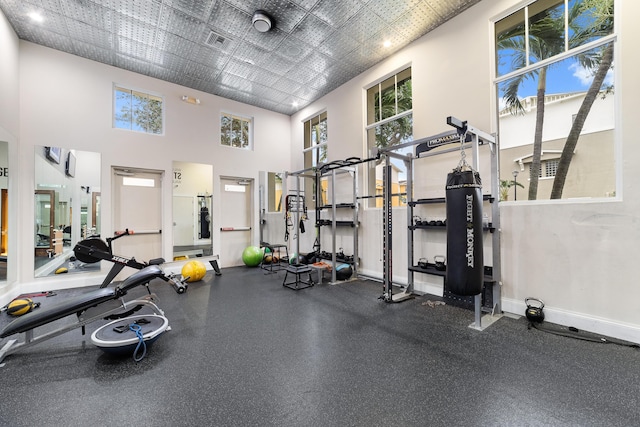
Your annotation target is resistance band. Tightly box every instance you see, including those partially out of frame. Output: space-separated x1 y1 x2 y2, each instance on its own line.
129 323 147 362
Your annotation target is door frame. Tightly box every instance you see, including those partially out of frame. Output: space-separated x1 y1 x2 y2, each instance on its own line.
219 175 254 267
111 166 164 267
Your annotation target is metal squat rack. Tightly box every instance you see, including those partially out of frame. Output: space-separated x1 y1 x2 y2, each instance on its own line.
377 116 501 331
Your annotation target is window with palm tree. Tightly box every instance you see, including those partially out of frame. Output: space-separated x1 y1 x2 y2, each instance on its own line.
365 67 412 207
496 0 615 201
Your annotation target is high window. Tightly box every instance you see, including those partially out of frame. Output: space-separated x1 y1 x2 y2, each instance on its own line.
365 67 412 207
114 85 163 135
495 0 615 200
303 112 327 204
304 112 327 169
221 113 252 149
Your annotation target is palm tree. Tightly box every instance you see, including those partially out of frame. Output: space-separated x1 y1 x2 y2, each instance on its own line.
497 7 564 200
550 0 614 199
500 179 525 201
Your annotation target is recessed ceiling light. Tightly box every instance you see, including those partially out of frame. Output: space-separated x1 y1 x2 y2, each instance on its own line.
28 11 44 23
383 40 392 48
292 101 299 107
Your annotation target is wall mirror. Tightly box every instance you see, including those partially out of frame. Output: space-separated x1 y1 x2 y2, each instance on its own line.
266 172 283 213
0 141 7 283
35 146 101 277
172 161 213 260
259 171 283 245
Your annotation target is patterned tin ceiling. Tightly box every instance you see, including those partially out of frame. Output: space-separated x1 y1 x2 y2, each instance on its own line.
0 0 480 115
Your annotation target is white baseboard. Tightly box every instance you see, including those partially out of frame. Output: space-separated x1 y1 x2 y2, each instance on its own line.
502 297 640 345
358 268 444 297
358 271 640 344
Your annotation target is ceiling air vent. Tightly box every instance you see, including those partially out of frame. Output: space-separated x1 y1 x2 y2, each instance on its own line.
205 30 229 50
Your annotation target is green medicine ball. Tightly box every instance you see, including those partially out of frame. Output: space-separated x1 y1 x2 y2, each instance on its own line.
242 246 262 267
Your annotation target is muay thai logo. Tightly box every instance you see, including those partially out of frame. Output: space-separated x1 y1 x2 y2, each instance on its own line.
466 195 474 267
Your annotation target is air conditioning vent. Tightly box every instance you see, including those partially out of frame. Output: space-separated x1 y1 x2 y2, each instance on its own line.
205 30 229 49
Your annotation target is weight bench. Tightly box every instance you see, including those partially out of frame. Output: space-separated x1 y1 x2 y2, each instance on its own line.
0 265 185 366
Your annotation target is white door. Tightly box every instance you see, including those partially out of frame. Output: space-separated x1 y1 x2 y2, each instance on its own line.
112 168 163 272
173 195 194 247
220 177 252 267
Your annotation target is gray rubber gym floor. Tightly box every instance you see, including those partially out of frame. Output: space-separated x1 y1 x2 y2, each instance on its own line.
1 266 639 426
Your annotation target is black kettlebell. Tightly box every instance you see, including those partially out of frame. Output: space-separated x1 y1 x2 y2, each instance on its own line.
525 297 545 323
434 255 446 271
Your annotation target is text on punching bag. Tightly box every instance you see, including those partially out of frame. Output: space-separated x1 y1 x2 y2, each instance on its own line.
466 195 474 267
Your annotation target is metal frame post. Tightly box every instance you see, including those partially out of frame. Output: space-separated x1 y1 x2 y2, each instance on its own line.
330 169 337 283
382 162 392 301
405 156 414 295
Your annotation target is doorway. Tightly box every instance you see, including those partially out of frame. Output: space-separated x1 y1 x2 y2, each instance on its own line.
112 167 163 271
220 177 252 267
171 161 213 260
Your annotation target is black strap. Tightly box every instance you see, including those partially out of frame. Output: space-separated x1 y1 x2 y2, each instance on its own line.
530 322 639 348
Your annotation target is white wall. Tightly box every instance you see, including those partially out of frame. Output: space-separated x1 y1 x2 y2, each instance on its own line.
0 8 18 139
13 41 292 291
0 8 19 300
290 0 640 343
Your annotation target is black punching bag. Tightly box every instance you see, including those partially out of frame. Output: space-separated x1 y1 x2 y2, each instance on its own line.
200 207 211 239
445 168 483 296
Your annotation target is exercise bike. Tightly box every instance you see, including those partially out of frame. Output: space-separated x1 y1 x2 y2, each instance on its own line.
0 231 189 366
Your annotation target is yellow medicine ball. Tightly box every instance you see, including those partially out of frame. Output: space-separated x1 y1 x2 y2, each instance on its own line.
181 260 207 282
7 298 35 316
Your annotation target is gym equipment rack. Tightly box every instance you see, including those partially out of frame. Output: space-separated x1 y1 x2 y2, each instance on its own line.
283 167 313 261
377 116 502 330
286 159 360 284
315 162 359 283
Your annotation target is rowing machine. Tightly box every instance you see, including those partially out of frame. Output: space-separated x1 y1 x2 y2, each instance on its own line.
73 229 165 287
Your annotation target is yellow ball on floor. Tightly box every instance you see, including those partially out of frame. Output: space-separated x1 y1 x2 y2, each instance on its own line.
181 260 207 282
